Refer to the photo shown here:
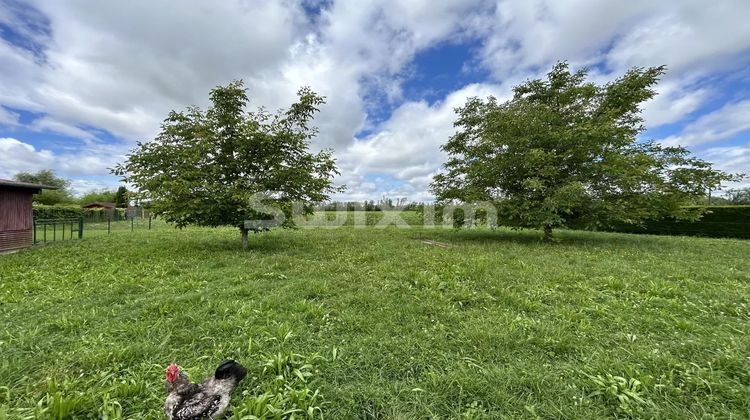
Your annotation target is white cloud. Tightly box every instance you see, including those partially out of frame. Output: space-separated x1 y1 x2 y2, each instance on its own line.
0 137 55 178
702 142 750 189
1 0 308 142
336 83 507 201
28 116 96 141
68 178 122 196
641 81 709 128
478 0 750 79
0 137 124 186
343 83 505 178
476 0 750 129
0 0 490 154
605 2 750 75
0 106 19 126
660 100 750 147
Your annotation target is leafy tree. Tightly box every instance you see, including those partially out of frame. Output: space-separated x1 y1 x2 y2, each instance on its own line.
79 189 117 204
13 170 74 205
379 195 393 209
431 62 740 240
114 81 340 250
725 187 750 205
114 186 129 208
364 200 382 212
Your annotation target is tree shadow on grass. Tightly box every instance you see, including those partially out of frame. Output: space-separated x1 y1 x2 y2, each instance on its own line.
162 230 318 256
410 226 709 251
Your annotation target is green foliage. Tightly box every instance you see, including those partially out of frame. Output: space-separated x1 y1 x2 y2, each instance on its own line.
610 205 750 239
114 80 341 245
13 170 75 205
29 189 76 206
322 201 382 211
13 169 70 190
431 62 740 239
79 189 117 205
32 205 133 223
32 204 83 219
301 210 423 227
586 373 652 415
229 352 326 419
416 204 497 228
725 187 750 205
113 186 128 208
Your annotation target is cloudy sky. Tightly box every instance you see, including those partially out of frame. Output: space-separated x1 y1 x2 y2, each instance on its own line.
1 0 749 201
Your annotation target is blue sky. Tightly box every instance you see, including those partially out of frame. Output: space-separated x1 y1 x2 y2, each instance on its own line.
1 0 749 201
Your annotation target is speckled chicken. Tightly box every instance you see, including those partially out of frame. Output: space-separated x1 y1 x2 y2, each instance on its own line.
164 360 247 419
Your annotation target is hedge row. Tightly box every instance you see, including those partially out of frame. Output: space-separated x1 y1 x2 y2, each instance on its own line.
32 204 83 219
33 205 128 221
421 204 750 239
610 206 750 239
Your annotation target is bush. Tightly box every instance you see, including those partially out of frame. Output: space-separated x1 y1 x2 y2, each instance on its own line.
32 205 130 221
610 206 750 239
33 205 83 220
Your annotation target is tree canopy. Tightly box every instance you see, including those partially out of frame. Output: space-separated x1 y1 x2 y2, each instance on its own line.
725 187 750 205
114 186 129 208
431 62 740 239
79 189 116 205
114 80 340 249
13 170 74 205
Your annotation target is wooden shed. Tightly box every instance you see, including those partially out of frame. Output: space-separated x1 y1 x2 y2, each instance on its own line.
0 179 57 252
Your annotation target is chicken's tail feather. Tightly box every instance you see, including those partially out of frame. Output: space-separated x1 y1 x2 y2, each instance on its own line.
214 359 247 382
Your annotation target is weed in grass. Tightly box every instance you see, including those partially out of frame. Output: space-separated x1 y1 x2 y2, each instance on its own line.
585 373 652 415
229 351 326 419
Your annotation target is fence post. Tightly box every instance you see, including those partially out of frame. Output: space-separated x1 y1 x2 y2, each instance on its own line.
148 215 152 230
43 223 47 243
131 217 134 231
33 219 36 244
78 217 83 239
108 216 111 234
53 223 56 241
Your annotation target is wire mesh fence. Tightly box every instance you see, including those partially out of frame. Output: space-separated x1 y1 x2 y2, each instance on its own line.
33 218 83 245
33 213 155 244
83 214 154 238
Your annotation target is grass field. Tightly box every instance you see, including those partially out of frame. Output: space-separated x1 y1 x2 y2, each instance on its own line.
1 217 749 418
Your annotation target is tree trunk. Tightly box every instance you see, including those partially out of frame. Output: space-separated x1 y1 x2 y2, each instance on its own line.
543 224 553 241
240 227 249 251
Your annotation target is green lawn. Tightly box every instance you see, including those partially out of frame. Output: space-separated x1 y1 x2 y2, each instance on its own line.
1 221 749 418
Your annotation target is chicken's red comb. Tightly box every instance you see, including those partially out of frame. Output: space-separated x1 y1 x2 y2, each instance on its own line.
166 363 179 382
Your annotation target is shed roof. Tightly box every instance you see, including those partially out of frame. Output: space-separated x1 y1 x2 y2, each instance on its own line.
82 202 115 209
0 179 59 191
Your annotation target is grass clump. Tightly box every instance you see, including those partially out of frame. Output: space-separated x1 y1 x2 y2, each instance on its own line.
230 350 327 419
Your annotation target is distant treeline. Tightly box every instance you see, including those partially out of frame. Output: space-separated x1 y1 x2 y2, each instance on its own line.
317 200 425 212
